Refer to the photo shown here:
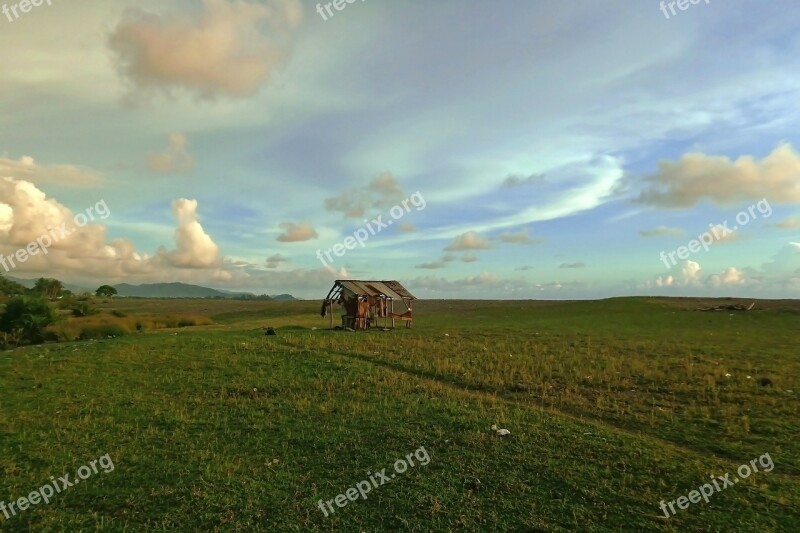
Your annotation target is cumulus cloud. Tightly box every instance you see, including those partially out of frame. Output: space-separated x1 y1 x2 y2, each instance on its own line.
496 228 543 245
276 221 317 242
640 225 684 237
324 172 408 218
149 133 194 174
109 0 303 100
444 231 492 251
652 260 703 288
160 199 222 268
707 267 748 288
265 253 289 268
0 178 230 282
0 178 365 296
646 260 760 291
0 155 102 187
638 143 800 207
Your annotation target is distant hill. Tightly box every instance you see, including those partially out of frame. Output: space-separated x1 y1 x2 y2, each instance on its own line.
4 277 296 300
7 276 92 294
270 294 300 301
113 283 243 298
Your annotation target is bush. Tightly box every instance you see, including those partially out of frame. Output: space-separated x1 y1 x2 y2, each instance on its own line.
78 324 126 340
0 296 58 346
72 301 99 317
44 313 211 343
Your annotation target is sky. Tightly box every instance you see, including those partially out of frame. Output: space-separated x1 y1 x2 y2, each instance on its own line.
1 0 799 299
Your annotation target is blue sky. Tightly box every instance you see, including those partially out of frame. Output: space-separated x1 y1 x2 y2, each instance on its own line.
0 0 799 298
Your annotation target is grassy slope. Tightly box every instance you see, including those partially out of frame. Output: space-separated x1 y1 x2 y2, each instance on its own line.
0 298 798 531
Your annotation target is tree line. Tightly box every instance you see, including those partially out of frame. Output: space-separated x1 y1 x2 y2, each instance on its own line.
0 276 117 347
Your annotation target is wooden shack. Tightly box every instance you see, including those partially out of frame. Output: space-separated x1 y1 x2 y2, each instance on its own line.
320 280 416 330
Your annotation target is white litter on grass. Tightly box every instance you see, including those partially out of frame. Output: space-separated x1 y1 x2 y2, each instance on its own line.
491 424 511 436
725 373 731 378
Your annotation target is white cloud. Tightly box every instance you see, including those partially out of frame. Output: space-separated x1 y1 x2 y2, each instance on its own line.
651 260 702 288
444 231 492 251
149 133 194 174
109 0 303 100
638 143 800 207
160 198 221 268
276 221 317 242
707 267 747 288
0 155 102 187
324 172 408 219
497 228 544 245
0 178 232 282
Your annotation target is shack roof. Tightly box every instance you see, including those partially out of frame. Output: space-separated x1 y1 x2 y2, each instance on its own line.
326 280 416 300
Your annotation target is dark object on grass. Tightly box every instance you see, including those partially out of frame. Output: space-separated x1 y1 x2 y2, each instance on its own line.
697 302 755 312
264 327 276 336
758 377 773 387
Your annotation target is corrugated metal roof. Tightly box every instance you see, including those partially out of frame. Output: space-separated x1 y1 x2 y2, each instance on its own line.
334 280 415 300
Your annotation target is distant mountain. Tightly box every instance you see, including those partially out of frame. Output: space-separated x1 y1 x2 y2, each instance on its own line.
270 294 300 301
114 282 237 298
3 277 296 300
112 283 294 300
7 276 92 294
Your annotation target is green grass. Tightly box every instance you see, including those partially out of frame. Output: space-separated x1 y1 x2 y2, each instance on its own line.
0 298 798 531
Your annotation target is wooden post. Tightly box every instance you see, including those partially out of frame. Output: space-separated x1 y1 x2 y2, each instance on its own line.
390 299 395 328
329 300 332 329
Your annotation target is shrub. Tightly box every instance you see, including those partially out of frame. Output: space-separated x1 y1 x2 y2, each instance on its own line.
78 324 126 340
0 296 58 345
72 301 99 317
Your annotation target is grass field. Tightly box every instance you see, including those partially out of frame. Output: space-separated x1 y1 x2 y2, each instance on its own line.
1 297 798 531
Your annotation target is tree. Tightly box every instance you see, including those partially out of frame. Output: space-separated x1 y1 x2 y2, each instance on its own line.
0 274 27 297
0 296 57 345
32 278 64 300
95 285 118 298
